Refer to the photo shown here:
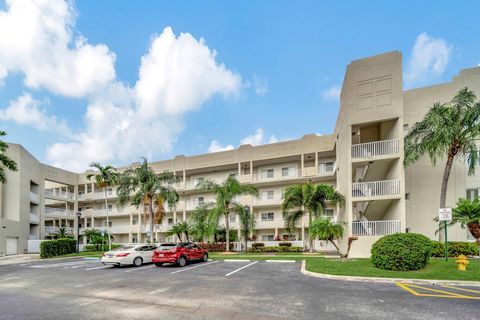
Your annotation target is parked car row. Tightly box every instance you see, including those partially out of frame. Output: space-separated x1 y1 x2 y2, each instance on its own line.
100 242 209 267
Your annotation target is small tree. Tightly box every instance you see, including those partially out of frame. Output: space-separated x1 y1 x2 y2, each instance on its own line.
437 198 480 247
0 131 18 183
309 217 350 258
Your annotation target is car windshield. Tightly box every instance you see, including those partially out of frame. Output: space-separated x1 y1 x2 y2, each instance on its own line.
113 245 135 251
157 244 179 251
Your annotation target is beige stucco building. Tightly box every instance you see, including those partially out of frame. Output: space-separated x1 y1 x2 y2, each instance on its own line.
1 51 479 257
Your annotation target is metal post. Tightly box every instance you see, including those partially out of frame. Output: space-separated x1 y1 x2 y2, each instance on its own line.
76 212 81 253
444 221 448 261
244 205 249 254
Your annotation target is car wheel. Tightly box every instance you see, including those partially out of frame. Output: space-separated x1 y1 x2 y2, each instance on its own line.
133 257 143 267
154 262 163 267
177 256 187 267
202 253 208 262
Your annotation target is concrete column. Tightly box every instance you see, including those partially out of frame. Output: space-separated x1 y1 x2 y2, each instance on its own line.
128 232 132 243
275 227 278 238
301 221 305 247
182 170 186 189
301 154 304 177
238 163 241 175
182 210 186 221
314 152 318 174
237 215 241 245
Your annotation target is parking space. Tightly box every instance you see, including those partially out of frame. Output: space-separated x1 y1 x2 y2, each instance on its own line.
1 258 479 320
396 282 480 300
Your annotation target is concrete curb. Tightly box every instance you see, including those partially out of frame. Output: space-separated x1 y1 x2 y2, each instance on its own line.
300 260 480 287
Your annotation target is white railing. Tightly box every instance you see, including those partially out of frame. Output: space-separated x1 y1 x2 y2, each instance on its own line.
78 190 116 201
318 162 336 176
352 179 400 197
45 208 75 218
29 192 40 203
29 213 40 223
91 208 128 217
45 226 74 234
351 139 400 159
98 226 131 234
254 197 282 206
45 189 75 200
352 220 401 236
252 169 301 182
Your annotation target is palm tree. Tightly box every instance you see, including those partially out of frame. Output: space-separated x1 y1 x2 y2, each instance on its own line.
309 217 348 258
190 203 210 242
197 176 259 252
234 204 256 251
117 158 178 243
437 198 480 246
166 222 191 241
53 226 72 239
405 88 480 219
87 162 119 250
0 131 18 183
282 183 345 253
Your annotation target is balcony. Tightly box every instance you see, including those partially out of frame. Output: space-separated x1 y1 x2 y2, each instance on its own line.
352 180 400 198
352 220 401 236
45 208 75 219
29 213 40 224
78 190 116 201
318 162 336 176
45 189 75 200
91 208 129 217
98 226 132 234
253 196 282 207
45 226 74 234
252 169 301 183
29 192 40 203
351 139 400 159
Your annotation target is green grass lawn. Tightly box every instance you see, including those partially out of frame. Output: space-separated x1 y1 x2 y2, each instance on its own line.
50 251 104 259
306 258 480 281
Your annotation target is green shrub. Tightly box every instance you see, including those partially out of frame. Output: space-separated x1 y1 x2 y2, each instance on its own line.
371 233 432 271
279 242 292 247
250 246 303 253
196 242 235 252
430 241 479 257
84 243 122 252
251 242 265 248
40 238 77 258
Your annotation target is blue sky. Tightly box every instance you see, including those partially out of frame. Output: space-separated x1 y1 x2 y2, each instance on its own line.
0 0 479 172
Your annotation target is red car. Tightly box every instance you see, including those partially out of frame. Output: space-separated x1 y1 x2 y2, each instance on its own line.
152 242 208 267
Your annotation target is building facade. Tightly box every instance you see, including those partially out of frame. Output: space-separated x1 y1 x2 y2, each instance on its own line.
1 51 479 257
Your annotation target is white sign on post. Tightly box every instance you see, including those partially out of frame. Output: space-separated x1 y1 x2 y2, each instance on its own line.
439 208 452 221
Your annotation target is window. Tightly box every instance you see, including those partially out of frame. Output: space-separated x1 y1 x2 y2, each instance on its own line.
261 169 274 179
107 188 113 195
282 167 291 177
283 234 296 241
132 219 137 225
261 190 274 200
324 209 334 217
107 204 113 209
197 196 205 204
467 189 479 201
403 124 409 131
261 212 274 221
194 177 204 186
103 221 112 227
261 235 274 241
168 218 174 225
87 222 91 227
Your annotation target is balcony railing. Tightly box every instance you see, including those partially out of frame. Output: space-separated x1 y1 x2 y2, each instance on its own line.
352 180 400 198
351 139 400 159
45 226 74 234
318 162 336 176
252 169 301 182
352 220 401 236
45 208 75 219
30 192 40 203
254 196 282 206
45 189 75 200
29 213 40 223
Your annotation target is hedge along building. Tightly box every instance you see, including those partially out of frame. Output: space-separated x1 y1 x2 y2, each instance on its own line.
1 51 480 257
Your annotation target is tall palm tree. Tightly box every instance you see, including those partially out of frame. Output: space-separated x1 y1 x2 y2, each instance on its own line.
405 88 480 217
0 131 18 183
87 162 119 250
197 176 259 252
191 203 210 242
282 183 345 253
117 158 179 243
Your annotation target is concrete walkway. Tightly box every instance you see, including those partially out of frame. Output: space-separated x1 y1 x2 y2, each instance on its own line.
0 254 40 266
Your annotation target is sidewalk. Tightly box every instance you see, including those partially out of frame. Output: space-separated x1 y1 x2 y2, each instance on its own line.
0 254 41 266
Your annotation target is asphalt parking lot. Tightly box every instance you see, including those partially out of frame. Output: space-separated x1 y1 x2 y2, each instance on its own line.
0 258 479 320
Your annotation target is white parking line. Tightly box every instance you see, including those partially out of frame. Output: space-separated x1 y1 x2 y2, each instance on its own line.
31 261 87 268
85 266 113 271
124 264 156 273
170 261 218 274
265 260 296 263
225 261 258 277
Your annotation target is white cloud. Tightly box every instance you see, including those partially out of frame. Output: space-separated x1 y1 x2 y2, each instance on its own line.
322 85 341 100
0 93 71 136
46 26 242 172
208 140 234 153
0 0 116 97
404 32 452 88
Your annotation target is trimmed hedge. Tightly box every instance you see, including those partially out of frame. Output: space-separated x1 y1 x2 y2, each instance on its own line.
431 241 479 257
371 233 432 271
279 242 292 247
251 242 265 248
84 244 122 252
197 242 235 252
250 246 303 253
40 238 77 258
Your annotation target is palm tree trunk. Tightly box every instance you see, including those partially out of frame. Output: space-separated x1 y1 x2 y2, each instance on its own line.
439 153 455 241
149 197 154 243
104 187 111 251
308 212 313 253
225 205 230 252
329 239 346 258
467 222 480 246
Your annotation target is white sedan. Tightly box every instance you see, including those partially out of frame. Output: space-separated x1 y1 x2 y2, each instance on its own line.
101 244 157 267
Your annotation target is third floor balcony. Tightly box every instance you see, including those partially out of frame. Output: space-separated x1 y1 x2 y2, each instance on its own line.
351 139 400 160
352 179 401 199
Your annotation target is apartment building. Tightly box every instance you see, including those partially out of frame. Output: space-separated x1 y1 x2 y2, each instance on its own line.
1 51 480 257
